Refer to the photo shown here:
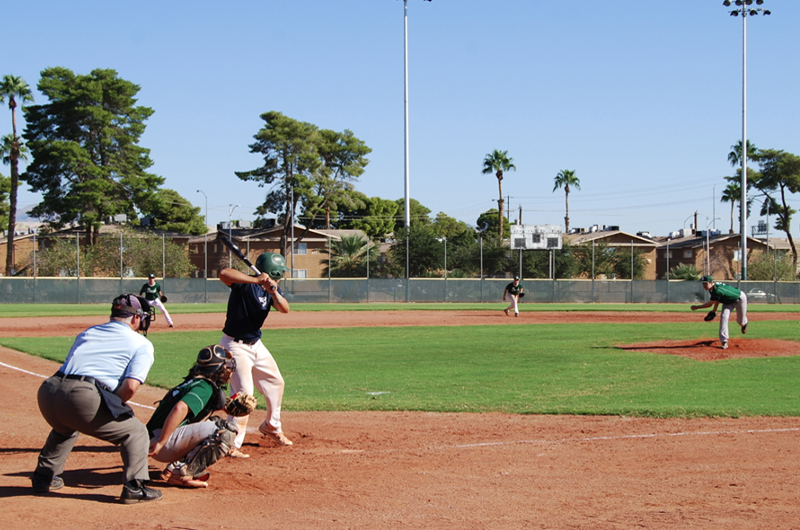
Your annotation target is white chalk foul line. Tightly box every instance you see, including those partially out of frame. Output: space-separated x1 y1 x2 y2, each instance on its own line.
443 427 800 450
0 360 156 410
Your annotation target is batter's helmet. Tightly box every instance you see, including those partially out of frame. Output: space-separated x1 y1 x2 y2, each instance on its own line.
256 252 291 280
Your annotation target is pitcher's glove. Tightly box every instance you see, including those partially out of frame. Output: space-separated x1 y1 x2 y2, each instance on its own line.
160 295 168 303
224 393 257 417
704 311 717 322
518 292 525 298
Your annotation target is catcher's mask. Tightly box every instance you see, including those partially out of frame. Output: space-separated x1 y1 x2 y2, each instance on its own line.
255 252 291 280
111 294 155 335
196 345 236 376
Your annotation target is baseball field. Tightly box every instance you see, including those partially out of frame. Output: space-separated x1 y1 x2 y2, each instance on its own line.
1 304 799 529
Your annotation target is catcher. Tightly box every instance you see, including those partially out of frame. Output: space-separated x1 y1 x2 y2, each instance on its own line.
146 345 257 488
690 275 748 350
502 276 524 317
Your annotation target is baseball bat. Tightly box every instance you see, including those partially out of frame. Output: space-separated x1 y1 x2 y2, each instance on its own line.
219 234 262 276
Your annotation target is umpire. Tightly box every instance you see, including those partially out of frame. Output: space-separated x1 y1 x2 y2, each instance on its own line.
31 294 162 504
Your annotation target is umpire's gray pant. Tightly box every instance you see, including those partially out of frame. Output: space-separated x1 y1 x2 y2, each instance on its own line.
34 376 151 484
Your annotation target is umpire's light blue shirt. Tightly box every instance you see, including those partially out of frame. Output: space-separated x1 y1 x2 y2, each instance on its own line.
59 320 155 391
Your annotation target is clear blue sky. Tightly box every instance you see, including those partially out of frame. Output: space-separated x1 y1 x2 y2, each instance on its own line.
3 0 798 238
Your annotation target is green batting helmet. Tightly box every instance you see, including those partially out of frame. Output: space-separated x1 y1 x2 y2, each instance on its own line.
256 252 291 280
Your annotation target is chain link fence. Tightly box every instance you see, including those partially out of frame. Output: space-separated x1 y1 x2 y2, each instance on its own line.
1 277 797 305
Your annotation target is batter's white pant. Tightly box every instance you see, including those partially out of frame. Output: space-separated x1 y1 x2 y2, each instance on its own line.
719 292 748 344
149 298 173 326
505 295 519 315
221 334 285 448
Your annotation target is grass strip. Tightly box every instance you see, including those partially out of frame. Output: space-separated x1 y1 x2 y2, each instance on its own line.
3 321 798 418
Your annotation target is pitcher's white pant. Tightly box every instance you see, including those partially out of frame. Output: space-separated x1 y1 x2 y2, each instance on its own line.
221 334 285 449
719 292 748 344
150 298 173 326
505 295 519 315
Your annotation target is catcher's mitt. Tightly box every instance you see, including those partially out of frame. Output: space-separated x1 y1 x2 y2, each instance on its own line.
224 393 257 417
160 295 168 303
704 310 717 322
518 292 525 298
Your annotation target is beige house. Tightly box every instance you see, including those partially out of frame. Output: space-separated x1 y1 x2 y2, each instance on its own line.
564 228 659 279
654 232 774 280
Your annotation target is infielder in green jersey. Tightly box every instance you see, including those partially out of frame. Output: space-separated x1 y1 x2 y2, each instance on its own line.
503 276 524 317
690 275 748 349
139 274 174 328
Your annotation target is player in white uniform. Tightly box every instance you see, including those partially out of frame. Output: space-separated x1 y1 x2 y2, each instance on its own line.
140 274 174 327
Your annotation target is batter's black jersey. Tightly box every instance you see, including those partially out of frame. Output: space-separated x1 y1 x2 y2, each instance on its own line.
222 282 282 342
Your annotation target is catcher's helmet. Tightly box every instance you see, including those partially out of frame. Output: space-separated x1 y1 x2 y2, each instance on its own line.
700 275 713 283
255 252 291 280
196 345 235 375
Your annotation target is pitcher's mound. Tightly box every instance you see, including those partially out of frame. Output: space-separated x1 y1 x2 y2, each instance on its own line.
619 338 799 361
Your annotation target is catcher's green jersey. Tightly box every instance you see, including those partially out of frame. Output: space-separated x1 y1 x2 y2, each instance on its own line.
709 282 742 305
146 378 219 437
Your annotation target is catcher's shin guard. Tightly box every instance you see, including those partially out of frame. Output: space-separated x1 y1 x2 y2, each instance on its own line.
184 418 237 477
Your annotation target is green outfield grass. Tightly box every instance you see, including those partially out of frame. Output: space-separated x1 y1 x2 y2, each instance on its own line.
2 302 800 318
3 320 798 418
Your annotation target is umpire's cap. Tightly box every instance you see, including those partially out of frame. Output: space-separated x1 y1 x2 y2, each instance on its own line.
700 275 714 283
256 252 291 280
196 345 235 375
111 294 150 318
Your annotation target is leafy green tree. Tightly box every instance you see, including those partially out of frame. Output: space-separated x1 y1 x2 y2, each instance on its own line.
609 246 646 280
522 244 579 279
0 75 34 275
572 241 615 279
141 188 207 235
755 149 800 268
747 250 796 281
474 233 513 278
552 169 580 232
753 149 800 269
476 209 510 239
22 68 162 245
338 193 399 239
35 228 195 277
394 197 431 228
235 111 320 255
304 128 371 229
482 149 515 239
390 224 442 277
668 263 701 281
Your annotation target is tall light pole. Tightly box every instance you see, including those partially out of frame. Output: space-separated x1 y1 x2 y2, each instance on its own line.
228 204 240 268
402 0 431 279
723 0 770 280
196 189 208 279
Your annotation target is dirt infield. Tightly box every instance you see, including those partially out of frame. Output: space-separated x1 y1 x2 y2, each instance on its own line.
2 311 799 529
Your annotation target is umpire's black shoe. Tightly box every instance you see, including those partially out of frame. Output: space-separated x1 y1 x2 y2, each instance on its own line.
31 473 64 494
120 480 163 504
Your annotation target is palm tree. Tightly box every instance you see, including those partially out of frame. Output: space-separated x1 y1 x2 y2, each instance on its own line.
322 234 370 277
720 182 739 234
481 150 515 239
552 169 580 232
727 140 759 168
0 75 34 276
